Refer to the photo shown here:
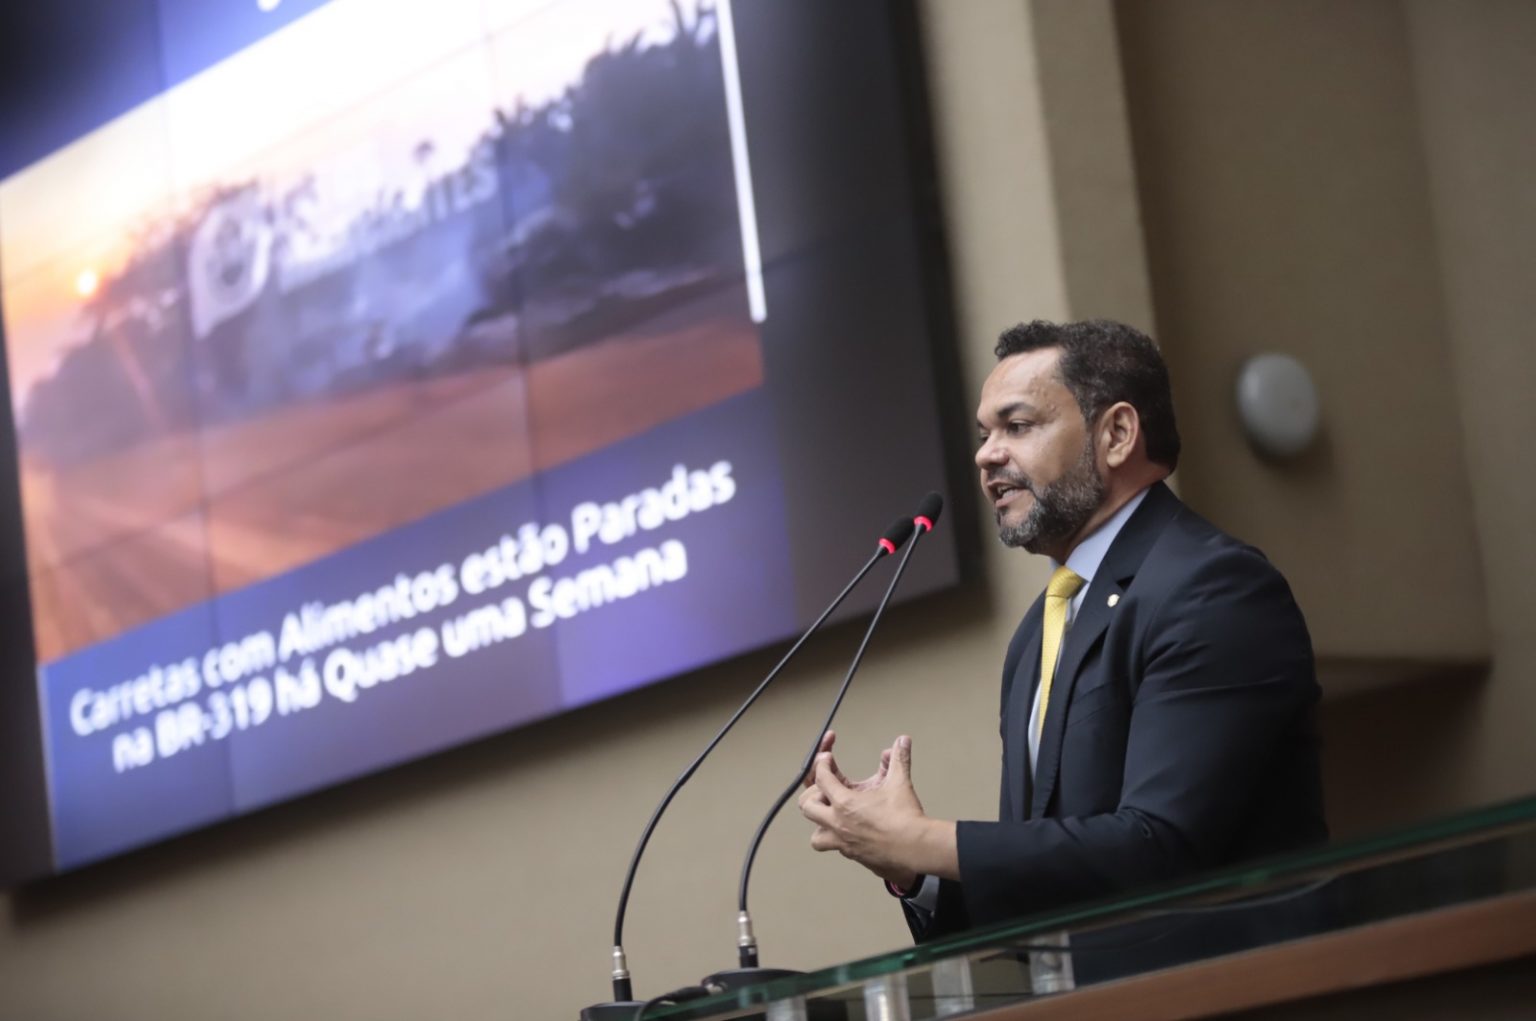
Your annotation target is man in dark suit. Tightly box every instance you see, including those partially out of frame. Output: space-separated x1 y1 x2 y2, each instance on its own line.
798 319 1327 940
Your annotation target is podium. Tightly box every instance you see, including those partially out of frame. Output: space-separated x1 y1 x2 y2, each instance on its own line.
635 796 1536 1019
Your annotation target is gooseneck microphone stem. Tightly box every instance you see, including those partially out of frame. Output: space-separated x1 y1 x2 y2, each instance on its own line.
733 514 935 969
600 519 914 1009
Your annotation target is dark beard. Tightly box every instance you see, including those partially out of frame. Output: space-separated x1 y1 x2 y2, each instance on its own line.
996 441 1105 554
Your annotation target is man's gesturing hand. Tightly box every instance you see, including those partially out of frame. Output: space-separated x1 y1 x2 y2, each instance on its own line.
798 735 932 889
802 730 890 795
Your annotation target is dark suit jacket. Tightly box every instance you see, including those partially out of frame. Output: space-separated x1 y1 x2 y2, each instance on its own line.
906 482 1327 940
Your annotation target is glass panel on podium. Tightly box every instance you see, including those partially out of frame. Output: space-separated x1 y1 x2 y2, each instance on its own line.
637 795 1536 1020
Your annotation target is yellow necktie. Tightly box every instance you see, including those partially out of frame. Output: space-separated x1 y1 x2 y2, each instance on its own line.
1036 566 1086 743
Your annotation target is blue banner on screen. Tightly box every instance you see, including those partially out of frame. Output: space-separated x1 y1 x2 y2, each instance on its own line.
40 391 794 870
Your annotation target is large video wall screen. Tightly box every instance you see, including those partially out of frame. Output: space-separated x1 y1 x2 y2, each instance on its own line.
0 0 960 883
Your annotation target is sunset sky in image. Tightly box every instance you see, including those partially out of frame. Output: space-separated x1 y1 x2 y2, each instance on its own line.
0 0 704 410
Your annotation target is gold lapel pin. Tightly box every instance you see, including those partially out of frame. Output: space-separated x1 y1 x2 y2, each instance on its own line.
1107 593 1120 607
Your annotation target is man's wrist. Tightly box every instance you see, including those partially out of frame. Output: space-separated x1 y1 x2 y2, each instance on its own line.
908 817 960 882
884 872 923 898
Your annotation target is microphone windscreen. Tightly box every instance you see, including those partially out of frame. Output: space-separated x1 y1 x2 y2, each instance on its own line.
914 491 944 531
879 516 916 553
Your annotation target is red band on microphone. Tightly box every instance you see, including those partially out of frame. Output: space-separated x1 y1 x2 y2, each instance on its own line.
914 515 934 533
878 538 896 555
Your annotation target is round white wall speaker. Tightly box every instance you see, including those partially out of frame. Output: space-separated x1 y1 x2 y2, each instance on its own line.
1235 353 1320 458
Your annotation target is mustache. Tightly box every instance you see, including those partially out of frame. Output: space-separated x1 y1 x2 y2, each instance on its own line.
986 470 1036 494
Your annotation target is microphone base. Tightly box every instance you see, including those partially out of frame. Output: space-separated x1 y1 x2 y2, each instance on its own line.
578 1001 646 1021
701 966 802 991
697 969 849 1021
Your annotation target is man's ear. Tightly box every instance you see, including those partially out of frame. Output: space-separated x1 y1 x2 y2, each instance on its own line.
1101 402 1141 468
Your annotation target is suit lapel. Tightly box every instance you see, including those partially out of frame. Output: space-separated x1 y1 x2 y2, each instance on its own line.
1029 580 1118 818
1029 482 1183 819
1003 609 1042 821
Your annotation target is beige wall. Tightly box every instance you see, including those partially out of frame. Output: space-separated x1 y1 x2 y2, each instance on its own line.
1402 0 1536 810
1310 0 1536 835
1116 0 1489 672
1 1 1531 1017
1114 0 1534 835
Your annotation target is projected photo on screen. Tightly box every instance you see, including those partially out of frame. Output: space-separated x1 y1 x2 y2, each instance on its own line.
4 0 761 662
0 0 961 881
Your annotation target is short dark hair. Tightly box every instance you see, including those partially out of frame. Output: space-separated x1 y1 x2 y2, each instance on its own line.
994 319 1181 470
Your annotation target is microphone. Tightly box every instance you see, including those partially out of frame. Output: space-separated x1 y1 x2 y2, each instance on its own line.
580 514 917 1021
705 493 944 992
913 491 942 537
